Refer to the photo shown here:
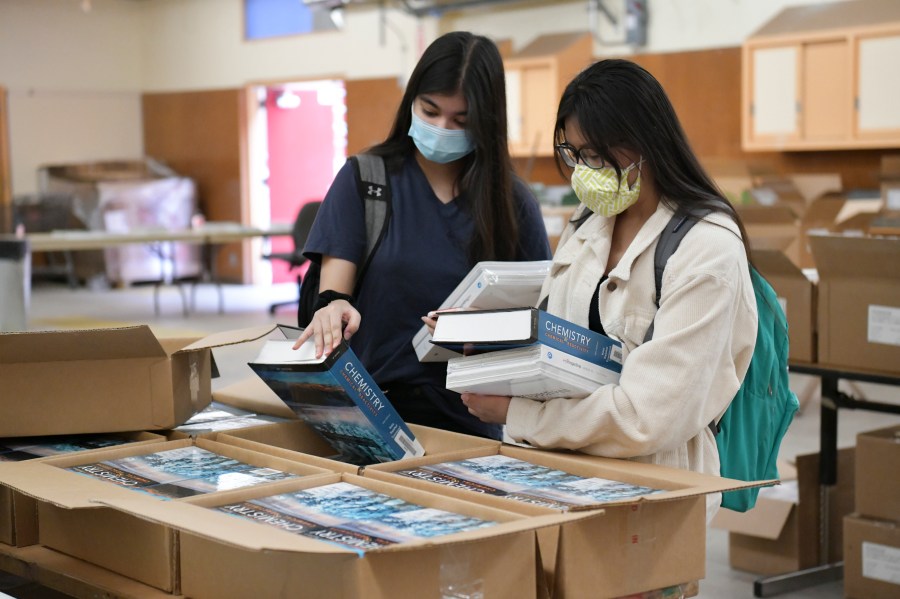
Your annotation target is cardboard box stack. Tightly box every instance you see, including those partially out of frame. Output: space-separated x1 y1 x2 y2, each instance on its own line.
844 425 900 599
711 448 855 575
0 325 765 598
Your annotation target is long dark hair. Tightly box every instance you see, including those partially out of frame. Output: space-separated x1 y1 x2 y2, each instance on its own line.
367 31 519 262
554 59 752 258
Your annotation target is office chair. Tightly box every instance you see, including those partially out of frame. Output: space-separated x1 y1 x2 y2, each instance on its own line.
264 200 321 315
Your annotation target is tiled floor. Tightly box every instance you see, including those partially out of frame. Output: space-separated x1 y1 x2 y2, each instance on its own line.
6 280 900 598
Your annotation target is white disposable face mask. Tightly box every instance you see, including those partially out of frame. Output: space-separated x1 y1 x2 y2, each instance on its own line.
408 109 474 164
570 159 643 217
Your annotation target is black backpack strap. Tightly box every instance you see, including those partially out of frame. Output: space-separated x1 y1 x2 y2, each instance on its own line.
643 207 721 435
643 208 711 343
349 153 391 295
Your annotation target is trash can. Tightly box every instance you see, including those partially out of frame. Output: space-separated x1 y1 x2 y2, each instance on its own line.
0 238 30 332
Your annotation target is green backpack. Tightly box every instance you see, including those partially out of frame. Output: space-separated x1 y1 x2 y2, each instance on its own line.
647 210 800 512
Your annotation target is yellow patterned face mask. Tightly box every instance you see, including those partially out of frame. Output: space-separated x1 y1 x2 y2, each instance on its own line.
570 159 643 217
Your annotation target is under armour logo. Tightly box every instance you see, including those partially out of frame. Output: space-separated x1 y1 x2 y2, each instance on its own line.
367 185 383 197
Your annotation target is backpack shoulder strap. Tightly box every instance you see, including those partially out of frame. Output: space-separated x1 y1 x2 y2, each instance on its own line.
644 209 721 435
349 153 392 293
643 209 711 343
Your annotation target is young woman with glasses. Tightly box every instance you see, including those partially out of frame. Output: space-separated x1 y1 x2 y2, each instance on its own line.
461 59 758 505
295 31 551 439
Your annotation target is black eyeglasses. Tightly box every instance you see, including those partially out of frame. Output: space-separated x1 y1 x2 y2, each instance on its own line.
554 143 608 170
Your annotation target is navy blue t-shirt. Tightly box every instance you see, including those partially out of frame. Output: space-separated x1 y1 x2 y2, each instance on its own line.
304 154 551 432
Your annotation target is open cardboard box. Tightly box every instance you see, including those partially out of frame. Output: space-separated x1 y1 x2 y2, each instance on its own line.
810 234 900 376
795 192 846 269
218 420 498 475
736 204 801 267
363 443 769 599
752 249 816 363
711 448 854 575
0 431 165 548
34 468 583 599
0 325 277 437
0 437 333 592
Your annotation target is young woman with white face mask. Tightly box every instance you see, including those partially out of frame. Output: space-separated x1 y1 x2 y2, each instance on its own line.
461 60 759 506
296 32 551 439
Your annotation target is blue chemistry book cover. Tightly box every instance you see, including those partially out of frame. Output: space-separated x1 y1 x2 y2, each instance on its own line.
248 334 424 465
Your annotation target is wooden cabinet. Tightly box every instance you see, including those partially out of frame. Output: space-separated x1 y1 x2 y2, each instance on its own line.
505 33 592 158
856 31 900 140
742 1 900 151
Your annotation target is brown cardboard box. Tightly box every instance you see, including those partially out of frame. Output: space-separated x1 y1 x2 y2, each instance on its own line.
181 474 568 599
0 437 332 592
364 444 765 599
0 431 164 548
795 192 846 269
63 470 575 599
711 448 855 575
218 420 498 475
855 426 900 523
752 249 816 363
810 234 900 376
736 205 801 267
844 514 900 599
0 545 178 599
0 325 276 437
751 177 807 218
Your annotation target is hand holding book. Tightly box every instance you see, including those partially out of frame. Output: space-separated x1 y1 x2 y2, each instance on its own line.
460 392 511 425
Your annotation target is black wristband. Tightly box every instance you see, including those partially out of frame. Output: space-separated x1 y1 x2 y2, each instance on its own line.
314 290 354 312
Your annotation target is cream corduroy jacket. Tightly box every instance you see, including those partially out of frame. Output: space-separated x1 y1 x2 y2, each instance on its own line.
506 202 758 479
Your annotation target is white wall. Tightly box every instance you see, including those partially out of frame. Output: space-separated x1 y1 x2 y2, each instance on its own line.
0 0 144 195
0 0 861 195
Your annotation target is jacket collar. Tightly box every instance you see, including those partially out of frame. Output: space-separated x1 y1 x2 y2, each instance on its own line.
552 202 676 281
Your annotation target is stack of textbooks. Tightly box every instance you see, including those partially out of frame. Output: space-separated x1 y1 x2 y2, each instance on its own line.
412 260 551 362
0 434 132 462
393 455 662 510
67 446 300 499
249 326 424 466
431 308 623 400
172 401 291 435
217 481 495 552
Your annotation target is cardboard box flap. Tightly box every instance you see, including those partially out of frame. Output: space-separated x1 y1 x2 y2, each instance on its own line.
92 479 592 556
810 234 900 279
211 376 298 419
710 495 794 539
803 194 846 225
736 205 798 224
752 249 804 278
790 174 842 203
0 326 166 364
0 462 141 510
176 325 277 354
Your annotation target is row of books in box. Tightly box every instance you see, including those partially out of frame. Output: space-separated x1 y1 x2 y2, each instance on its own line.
0 405 764 599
